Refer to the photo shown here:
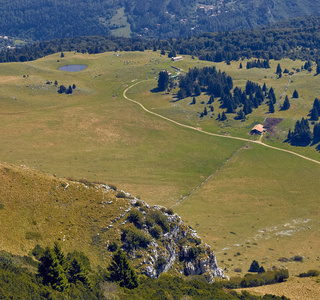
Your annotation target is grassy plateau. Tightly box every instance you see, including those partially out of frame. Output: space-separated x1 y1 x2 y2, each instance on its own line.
0 50 320 297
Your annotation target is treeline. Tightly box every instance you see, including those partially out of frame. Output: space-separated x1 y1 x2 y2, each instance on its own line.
0 248 289 300
3 16 320 64
246 59 270 69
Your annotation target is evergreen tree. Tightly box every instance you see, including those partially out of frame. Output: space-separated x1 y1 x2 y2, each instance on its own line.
313 122 320 143
268 100 275 113
276 63 282 77
268 87 276 104
220 111 227 121
68 258 91 288
66 85 73 94
60 52 64 58
292 90 299 98
190 96 196 105
54 80 58 86
107 249 138 289
316 60 320 75
248 260 260 272
53 242 68 273
281 95 290 110
217 113 221 120
38 247 69 291
157 71 169 91
258 266 266 274
194 84 201 96
203 107 207 116
262 83 267 92
239 62 242 69
311 106 319 121
236 109 245 120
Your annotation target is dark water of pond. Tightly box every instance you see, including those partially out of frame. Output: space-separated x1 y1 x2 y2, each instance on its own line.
59 64 87 72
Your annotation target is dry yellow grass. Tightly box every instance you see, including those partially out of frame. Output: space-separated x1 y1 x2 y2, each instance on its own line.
238 276 320 300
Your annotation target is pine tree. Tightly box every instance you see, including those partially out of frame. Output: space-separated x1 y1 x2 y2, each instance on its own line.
38 247 69 291
248 260 260 272
262 83 267 92
194 84 201 96
292 90 299 98
53 242 68 273
311 106 319 121
68 258 91 288
239 62 242 69
313 123 320 143
258 266 266 274
220 111 227 121
281 95 290 110
157 71 169 91
203 107 207 116
108 249 138 289
276 63 282 76
268 100 275 113
190 96 196 105
60 52 64 58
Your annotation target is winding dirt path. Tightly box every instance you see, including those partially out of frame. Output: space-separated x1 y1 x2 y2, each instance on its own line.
123 80 320 167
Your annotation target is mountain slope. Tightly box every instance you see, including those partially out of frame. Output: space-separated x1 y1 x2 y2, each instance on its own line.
1 0 320 41
0 162 224 280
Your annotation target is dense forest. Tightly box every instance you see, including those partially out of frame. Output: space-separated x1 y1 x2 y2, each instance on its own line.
3 15 320 64
1 0 320 41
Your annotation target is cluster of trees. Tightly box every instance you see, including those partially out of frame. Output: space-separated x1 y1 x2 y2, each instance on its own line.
0 246 294 300
176 66 233 100
58 84 76 94
287 118 313 146
246 59 270 69
37 242 92 292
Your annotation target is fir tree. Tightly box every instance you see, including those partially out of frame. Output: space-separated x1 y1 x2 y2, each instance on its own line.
53 242 68 273
268 100 275 113
203 107 207 116
107 249 138 289
248 260 260 272
292 90 299 98
157 71 169 91
239 62 242 69
311 106 319 121
313 123 320 143
68 258 91 288
190 96 196 105
38 247 69 291
281 95 290 110
276 63 282 76
220 111 227 121
194 84 201 96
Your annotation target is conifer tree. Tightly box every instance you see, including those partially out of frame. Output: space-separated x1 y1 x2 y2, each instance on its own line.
313 123 320 143
239 62 242 69
220 111 227 121
276 63 282 76
268 100 275 113
248 260 260 272
108 249 138 289
292 90 299 98
203 107 207 116
68 258 91 288
53 242 68 273
190 96 196 105
281 95 290 110
38 247 69 291
311 106 319 121
157 71 169 91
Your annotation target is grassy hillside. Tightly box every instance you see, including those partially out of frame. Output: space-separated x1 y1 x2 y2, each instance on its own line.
0 50 320 281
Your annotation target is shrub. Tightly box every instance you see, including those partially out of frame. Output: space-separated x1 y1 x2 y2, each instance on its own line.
293 255 303 262
234 268 242 273
0 203 4 209
299 269 320 277
150 225 162 239
121 228 151 250
188 246 201 260
155 257 167 270
146 210 169 233
25 232 42 241
116 191 126 198
127 209 144 229
32 245 45 260
108 184 117 191
165 208 174 215
108 241 118 252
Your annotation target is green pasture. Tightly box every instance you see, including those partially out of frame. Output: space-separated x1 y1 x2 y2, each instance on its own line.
174 143 320 276
1 50 320 276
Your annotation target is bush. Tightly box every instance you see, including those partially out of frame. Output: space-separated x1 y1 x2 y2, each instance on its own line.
32 245 45 260
165 208 174 215
116 191 126 198
150 225 162 239
127 209 144 229
108 184 117 191
108 241 118 252
146 210 170 233
188 246 201 260
234 268 242 273
121 228 151 250
155 257 167 270
293 255 303 262
298 269 320 277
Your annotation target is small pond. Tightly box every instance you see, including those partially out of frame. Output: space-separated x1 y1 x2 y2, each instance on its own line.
59 64 87 72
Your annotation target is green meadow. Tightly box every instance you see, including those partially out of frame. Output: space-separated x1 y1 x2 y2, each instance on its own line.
0 50 320 276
